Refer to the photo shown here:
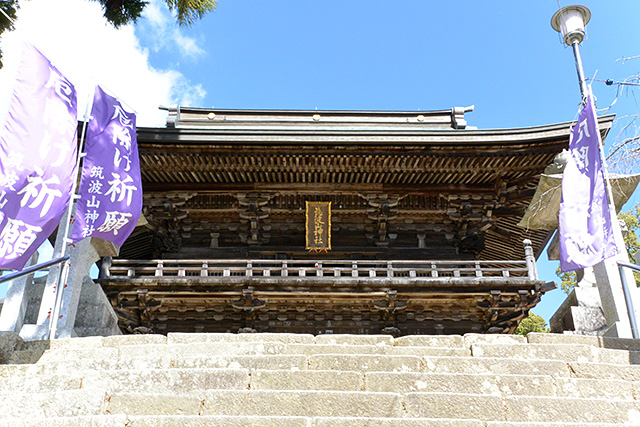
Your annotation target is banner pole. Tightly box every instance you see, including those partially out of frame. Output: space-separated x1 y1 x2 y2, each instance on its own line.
47 90 93 340
588 89 628 254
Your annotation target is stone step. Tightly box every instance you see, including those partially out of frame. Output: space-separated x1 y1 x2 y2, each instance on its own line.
168 332 315 345
422 356 571 377
283 344 471 357
0 416 629 427
0 388 107 418
471 343 638 364
250 369 363 391
36 354 311 373
33 339 640 368
365 371 636 399
0 368 252 394
4 367 635 400
527 332 640 351
567 361 640 381
199 390 404 418
307 354 422 372
405 392 640 423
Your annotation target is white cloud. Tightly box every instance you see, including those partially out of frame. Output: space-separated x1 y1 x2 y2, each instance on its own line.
0 0 206 126
138 0 206 60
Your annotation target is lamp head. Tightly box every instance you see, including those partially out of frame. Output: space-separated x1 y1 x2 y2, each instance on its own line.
551 5 591 45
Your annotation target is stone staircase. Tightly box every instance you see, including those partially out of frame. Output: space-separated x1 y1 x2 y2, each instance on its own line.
2 332 640 426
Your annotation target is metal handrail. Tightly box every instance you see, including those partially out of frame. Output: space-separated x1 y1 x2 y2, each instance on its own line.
0 256 70 285
617 260 640 339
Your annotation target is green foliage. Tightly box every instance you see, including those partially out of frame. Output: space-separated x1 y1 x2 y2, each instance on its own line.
619 203 640 261
94 0 216 27
97 0 148 28
0 0 217 67
0 0 19 68
557 203 640 294
514 312 549 336
165 0 217 26
556 266 577 296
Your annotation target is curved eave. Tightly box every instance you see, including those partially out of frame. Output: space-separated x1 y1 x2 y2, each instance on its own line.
136 115 615 149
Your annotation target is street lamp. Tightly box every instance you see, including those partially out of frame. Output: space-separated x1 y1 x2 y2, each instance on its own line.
551 5 591 98
551 5 640 338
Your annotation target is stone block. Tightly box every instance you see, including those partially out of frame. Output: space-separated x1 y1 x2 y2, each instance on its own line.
527 332 640 351
91 238 120 257
102 334 167 347
503 396 640 423
167 332 315 344
165 355 309 371
308 354 422 372
84 368 250 394
49 336 104 350
106 393 201 415
389 346 470 357
73 278 121 338
394 335 464 348
315 334 393 346
592 347 635 364
20 339 50 352
0 363 41 380
555 377 634 400
282 344 391 355
202 390 404 417
250 370 363 391
118 342 287 358
366 372 554 396
37 347 118 364
0 388 106 418
463 333 525 346
485 423 626 427
421 356 570 377
6 348 45 364
471 343 594 362
568 362 640 381
404 392 504 421
0 331 22 363
39 354 309 373
0 415 129 427
125 415 310 427
8 372 83 393
313 418 484 426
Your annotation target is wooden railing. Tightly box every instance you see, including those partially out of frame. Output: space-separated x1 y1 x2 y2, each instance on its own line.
102 241 539 283
103 258 535 282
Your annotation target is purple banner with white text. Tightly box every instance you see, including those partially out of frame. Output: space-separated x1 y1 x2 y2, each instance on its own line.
559 95 618 272
0 43 77 270
70 85 142 246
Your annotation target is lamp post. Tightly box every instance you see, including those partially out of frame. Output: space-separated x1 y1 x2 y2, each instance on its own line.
551 5 591 98
551 5 640 338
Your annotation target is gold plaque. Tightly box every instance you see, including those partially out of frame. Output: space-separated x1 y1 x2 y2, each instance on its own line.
305 201 331 251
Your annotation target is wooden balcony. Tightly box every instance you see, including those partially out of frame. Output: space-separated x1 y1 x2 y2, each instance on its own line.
99 241 554 335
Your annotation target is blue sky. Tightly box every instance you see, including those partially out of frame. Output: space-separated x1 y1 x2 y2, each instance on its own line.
1 0 640 324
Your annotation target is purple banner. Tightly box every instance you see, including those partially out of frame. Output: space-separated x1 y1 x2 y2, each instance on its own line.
70 85 142 247
559 95 618 272
0 43 78 270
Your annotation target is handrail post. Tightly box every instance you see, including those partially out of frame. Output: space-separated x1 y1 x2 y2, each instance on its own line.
617 261 640 339
155 261 163 277
523 239 538 280
99 257 112 280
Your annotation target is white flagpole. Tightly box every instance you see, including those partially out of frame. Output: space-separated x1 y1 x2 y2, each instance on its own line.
47 89 94 340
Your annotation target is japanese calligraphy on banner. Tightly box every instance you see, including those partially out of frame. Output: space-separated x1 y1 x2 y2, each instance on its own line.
70 85 142 246
559 94 618 272
305 201 331 251
0 43 77 270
